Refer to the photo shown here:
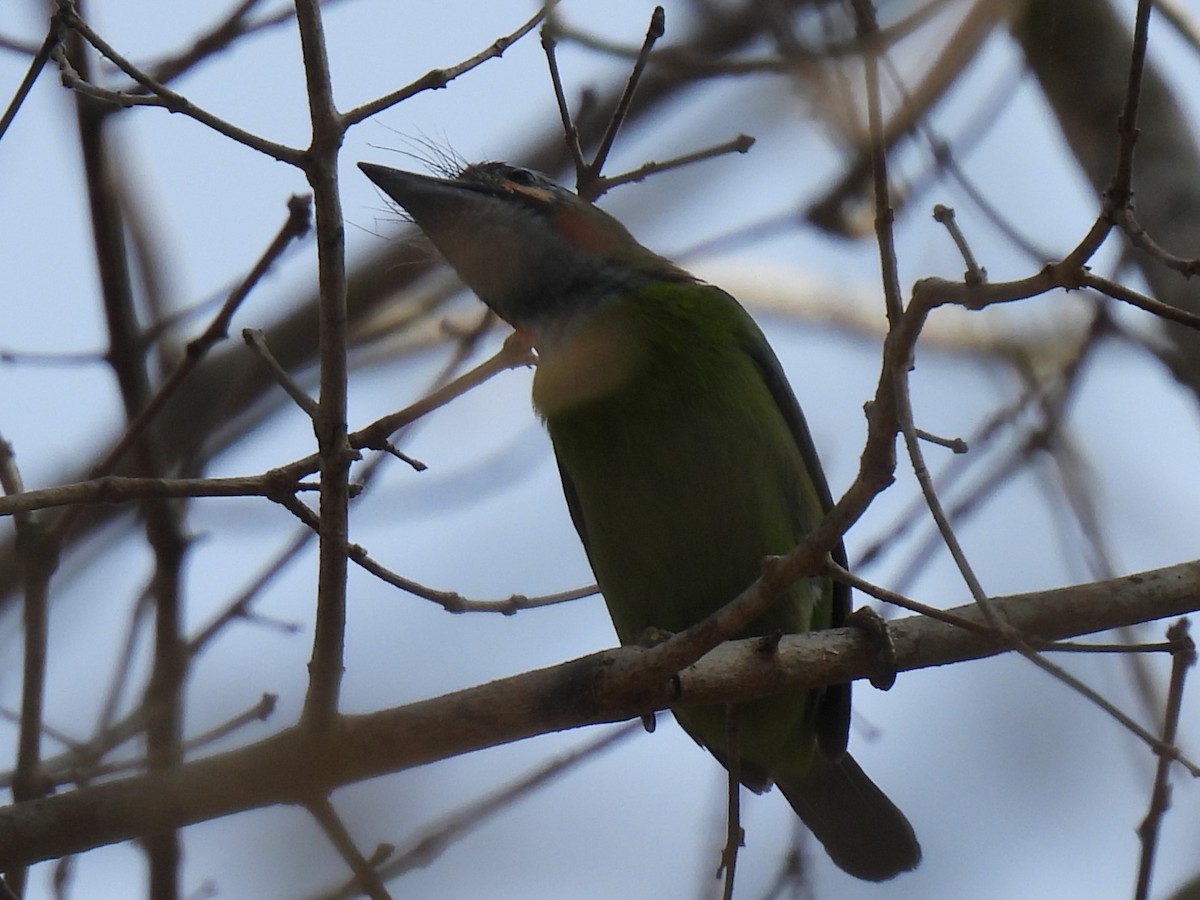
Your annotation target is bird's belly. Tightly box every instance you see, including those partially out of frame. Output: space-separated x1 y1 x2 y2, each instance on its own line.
552 403 817 645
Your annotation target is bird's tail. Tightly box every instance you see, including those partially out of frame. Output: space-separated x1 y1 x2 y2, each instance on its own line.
776 752 920 882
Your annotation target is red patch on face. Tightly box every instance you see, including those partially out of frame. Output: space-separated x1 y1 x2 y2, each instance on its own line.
553 207 616 255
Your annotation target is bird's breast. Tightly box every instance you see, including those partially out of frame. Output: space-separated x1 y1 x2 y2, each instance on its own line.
531 305 645 418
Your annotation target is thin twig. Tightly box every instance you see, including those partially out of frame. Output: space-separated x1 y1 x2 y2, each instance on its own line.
913 427 968 453
0 472 317 516
0 436 55 856
306 796 392 900
280 488 596 613
541 17 587 174
353 330 535 450
896 372 1002 625
718 704 743 900
342 5 550 126
0 708 80 755
905 259 1200 331
588 6 665 184
0 334 536 520
55 1 302 164
188 535 309 655
0 347 106 366
839 0 1193 784
808 0 1006 237
0 18 59 144
138 0 265 88
307 723 641 900
1108 0 1155 205
865 330 1101 595
1080 271 1200 331
851 0 903 323
885 323 1165 754
932 204 985 285
1133 619 1195 900
93 591 152 752
93 196 312 476
183 695 278 754
595 135 755 196
1034 640 1175 654
345 318 586 611
856 371 1057 569
930 135 1056 263
828 562 993 635
25 696 279 789
0 702 148 792
243 328 320 418
138 0 356 89
1113 207 1200 276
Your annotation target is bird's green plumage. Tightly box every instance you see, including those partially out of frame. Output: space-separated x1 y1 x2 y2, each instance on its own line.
536 280 837 778
358 160 920 882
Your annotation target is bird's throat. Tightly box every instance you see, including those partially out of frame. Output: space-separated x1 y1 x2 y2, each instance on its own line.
531 304 645 418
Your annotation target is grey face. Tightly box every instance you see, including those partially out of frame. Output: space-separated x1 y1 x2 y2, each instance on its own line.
359 164 548 311
359 162 678 332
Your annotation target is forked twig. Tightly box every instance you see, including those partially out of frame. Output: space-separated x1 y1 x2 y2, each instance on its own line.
1133 620 1195 900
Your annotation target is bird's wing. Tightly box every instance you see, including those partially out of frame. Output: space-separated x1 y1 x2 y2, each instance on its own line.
556 458 591 558
735 300 852 759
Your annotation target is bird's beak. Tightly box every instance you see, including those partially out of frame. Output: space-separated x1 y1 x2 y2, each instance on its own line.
359 163 484 232
359 162 543 319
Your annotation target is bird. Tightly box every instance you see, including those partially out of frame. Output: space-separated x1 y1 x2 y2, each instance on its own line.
359 159 920 881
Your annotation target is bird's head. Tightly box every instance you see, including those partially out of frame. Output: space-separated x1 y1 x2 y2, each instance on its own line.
359 161 691 337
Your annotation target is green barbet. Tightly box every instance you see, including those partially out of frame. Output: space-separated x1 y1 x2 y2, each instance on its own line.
359 160 920 881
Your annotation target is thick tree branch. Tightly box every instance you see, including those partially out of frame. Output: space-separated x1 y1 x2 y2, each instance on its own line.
0 559 1197 870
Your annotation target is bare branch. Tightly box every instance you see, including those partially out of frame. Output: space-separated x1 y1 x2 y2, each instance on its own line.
94 197 313 476
55 1 303 164
587 5 665 185
307 797 392 900
0 473 317 515
342 6 550 126
594 134 755 196
1134 620 1195 900
2 560 1199 871
0 18 59 144
243 328 320 418
541 17 587 174
307 723 641 899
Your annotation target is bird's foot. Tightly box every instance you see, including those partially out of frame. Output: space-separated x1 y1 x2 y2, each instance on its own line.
633 625 674 648
847 606 898 691
633 627 680 722
755 630 783 654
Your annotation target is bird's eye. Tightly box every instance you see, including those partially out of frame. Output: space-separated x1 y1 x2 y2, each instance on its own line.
506 167 537 186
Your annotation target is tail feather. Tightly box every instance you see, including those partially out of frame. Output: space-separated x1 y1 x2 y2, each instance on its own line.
777 753 920 882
